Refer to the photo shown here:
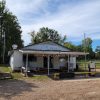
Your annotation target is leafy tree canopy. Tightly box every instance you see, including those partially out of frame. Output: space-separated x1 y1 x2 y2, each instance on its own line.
95 46 100 53
64 42 77 51
30 27 66 44
0 0 23 63
95 46 100 59
82 37 92 52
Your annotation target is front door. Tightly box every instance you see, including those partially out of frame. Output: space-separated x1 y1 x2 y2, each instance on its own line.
43 56 53 68
43 57 48 68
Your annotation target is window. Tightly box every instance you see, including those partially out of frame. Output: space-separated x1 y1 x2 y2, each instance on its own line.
23 54 37 62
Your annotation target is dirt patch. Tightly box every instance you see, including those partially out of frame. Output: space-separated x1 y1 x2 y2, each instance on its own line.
0 78 100 100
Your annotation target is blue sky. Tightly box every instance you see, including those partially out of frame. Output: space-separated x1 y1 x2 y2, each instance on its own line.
4 0 100 50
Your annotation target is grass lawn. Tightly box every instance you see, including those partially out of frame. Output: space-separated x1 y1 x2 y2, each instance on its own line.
0 65 50 80
0 65 11 72
77 60 100 70
0 60 100 80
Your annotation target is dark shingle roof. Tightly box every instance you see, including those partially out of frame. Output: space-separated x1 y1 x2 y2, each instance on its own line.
21 41 70 52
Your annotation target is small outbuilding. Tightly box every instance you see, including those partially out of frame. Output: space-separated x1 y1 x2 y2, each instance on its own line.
9 41 88 75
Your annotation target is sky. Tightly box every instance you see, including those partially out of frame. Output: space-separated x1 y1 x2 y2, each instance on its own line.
4 0 100 50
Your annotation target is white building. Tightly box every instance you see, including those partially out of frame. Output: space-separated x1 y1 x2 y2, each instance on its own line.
10 41 88 75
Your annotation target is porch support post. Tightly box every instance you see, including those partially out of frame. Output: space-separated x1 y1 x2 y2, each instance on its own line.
68 54 70 72
26 53 28 76
48 55 50 75
84 54 87 71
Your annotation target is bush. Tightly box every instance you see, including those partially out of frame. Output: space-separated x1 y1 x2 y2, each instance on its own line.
50 73 60 80
59 72 75 79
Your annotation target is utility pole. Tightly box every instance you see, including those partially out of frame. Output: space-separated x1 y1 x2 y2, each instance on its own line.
0 14 4 64
84 33 87 71
0 16 6 64
2 32 5 64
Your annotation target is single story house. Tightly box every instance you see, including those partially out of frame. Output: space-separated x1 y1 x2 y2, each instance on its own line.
9 41 88 75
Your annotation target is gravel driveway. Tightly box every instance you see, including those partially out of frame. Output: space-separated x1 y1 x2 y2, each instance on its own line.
0 78 100 100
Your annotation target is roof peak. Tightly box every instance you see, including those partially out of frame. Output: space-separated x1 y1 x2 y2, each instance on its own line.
21 41 70 52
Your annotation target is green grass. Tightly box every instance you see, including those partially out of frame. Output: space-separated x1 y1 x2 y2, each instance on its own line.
0 65 23 79
77 60 100 71
11 73 24 79
31 75 50 81
0 65 50 80
0 65 11 73
95 63 100 69
0 60 100 80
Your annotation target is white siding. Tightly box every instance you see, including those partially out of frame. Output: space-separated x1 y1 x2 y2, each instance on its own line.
10 50 23 71
10 51 77 71
37 56 43 67
53 56 60 69
70 56 76 69
29 56 43 69
59 58 66 67
52 57 67 69
10 54 14 70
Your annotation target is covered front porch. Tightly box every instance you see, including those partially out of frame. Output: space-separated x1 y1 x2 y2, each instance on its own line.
20 50 88 76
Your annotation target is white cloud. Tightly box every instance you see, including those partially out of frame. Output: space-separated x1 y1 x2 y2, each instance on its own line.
5 0 100 45
6 0 47 15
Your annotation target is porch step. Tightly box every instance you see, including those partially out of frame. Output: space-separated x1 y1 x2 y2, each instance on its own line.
0 72 13 80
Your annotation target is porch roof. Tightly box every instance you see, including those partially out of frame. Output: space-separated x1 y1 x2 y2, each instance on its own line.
19 50 89 56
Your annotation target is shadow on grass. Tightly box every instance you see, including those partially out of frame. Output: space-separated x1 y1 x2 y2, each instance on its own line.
0 79 38 99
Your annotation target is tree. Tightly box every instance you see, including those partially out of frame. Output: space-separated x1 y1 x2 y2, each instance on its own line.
0 0 23 63
64 42 77 51
30 27 66 44
82 37 92 52
82 37 95 59
0 0 5 59
95 46 100 52
95 46 100 59
76 45 83 52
